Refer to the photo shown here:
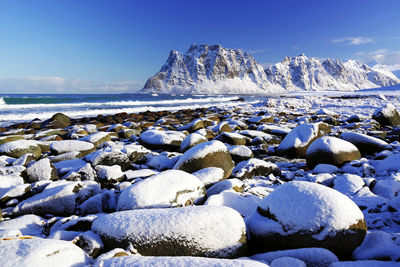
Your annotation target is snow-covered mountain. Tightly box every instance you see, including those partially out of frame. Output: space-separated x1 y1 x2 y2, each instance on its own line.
265 54 400 91
140 45 400 94
140 44 282 94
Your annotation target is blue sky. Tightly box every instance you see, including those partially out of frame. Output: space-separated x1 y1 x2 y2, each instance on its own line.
0 0 399 93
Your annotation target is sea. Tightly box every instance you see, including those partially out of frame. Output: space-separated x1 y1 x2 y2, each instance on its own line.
0 94 264 127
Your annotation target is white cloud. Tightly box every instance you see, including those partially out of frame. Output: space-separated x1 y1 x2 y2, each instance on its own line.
0 76 144 94
332 36 373 46
355 49 400 70
248 49 265 54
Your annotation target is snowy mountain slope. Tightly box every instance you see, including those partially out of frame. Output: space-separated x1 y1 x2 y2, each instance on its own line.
140 45 400 94
264 54 400 91
140 44 284 94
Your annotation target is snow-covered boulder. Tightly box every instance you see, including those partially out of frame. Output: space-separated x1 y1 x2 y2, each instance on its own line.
251 247 339 267
214 132 248 145
206 178 245 197
0 237 89 267
50 140 95 156
271 257 306 267
72 230 104 258
0 140 41 159
306 136 361 169
26 158 58 183
139 130 186 151
247 181 367 258
79 132 111 147
192 167 225 187
228 145 254 163
375 153 400 174
371 180 400 199
180 133 207 152
174 140 235 179
352 231 400 261
0 214 46 237
13 181 97 216
95 255 268 267
372 103 400 126
117 170 205 210
78 189 116 215
85 150 131 171
205 190 260 219
92 206 247 258
232 158 280 180
95 165 125 184
276 123 330 158
333 174 365 197
178 118 205 132
340 132 391 156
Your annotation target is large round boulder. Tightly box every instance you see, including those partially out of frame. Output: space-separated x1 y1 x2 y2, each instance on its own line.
306 136 361 169
139 130 186 151
117 170 205 210
92 206 247 258
276 123 331 158
340 132 391 156
0 140 41 159
372 103 400 126
247 181 367 259
174 140 235 179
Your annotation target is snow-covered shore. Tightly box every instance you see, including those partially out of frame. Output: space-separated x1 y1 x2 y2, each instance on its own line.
0 92 399 266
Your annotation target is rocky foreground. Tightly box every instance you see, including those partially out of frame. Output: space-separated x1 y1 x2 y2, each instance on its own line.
0 96 400 266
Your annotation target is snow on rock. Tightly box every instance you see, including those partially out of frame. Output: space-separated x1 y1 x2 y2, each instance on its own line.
271 257 306 267
340 132 391 155
247 181 367 257
50 140 95 156
139 130 186 151
0 140 41 159
124 169 159 181
251 247 338 267
192 167 225 186
0 237 89 267
333 174 365 197
206 178 245 197
352 231 400 261
0 174 24 189
372 103 400 126
145 152 180 171
371 180 400 199
92 206 247 258
180 133 207 152
205 190 260 219
375 153 400 174
215 132 248 146
330 261 400 267
232 158 280 180
0 214 46 237
85 150 131 171
13 180 95 216
26 158 58 183
313 164 339 174
276 123 330 158
95 165 125 184
117 170 205 210
78 189 116 215
228 145 254 163
79 132 112 147
306 136 361 169
72 230 104 258
95 255 269 267
174 140 235 179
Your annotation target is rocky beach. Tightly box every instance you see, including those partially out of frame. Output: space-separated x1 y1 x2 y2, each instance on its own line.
0 94 399 266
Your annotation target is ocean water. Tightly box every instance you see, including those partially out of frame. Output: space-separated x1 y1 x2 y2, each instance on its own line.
0 94 263 127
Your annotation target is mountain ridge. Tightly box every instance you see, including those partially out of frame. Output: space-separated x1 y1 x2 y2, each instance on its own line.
140 44 400 94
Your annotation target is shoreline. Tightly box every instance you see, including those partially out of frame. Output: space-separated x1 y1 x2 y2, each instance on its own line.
0 95 399 264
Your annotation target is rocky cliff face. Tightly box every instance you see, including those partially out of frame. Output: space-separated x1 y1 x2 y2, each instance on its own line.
265 54 400 91
140 44 281 94
140 45 400 94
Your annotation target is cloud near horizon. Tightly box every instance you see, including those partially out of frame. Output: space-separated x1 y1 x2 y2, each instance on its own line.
0 76 144 94
356 49 400 70
332 36 373 46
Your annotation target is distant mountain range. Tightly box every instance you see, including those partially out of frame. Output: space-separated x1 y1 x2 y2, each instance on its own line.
139 44 400 94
